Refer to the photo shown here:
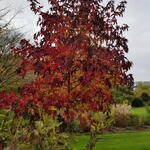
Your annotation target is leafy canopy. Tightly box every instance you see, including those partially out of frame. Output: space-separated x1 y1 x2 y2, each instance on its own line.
2 0 133 121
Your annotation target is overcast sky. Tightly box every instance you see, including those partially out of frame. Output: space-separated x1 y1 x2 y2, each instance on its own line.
0 0 150 82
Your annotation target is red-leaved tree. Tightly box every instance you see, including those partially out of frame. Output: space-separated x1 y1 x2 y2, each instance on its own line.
3 0 133 121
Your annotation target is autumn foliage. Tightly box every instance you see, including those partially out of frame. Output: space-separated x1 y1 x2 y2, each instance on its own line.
1 0 133 121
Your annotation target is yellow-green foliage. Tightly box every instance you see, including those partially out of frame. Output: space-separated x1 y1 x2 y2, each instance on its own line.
134 83 150 97
0 110 71 150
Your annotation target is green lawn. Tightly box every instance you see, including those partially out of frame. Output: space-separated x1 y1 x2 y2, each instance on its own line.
71 131 150 150
131 107 148 117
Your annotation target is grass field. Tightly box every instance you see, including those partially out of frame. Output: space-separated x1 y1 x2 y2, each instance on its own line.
131 107 148 117
71 131 150 150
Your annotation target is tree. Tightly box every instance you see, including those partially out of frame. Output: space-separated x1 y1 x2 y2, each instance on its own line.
112 85 134 104
0 6 34 93
11 0 133 121
134 83 150 97
0 29 23 92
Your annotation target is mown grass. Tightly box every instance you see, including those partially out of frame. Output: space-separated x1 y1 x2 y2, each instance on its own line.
131 107 148 117
71 131 150 150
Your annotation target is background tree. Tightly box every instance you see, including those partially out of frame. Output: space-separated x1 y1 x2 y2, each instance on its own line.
12 0 133 121
0 5 34 93
132 83 150 107
112 86 134 104
134 83 150 97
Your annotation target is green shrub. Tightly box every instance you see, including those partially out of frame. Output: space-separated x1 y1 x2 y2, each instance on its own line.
147 101 150 106
146 106 150 114
144 116 150 125
128 114 139 126
128 114 145 127
141 92 150 102
66 119 80 133
129 106 150 126
132 97 144 107
144 106 150 125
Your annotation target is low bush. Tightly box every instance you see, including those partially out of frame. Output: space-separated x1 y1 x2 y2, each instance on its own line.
0 110 71 150
128 114 145 127
66 119 81 133
146 106 150 114
132 97 144 107
144 106 150 125
129 106 150 126
128 114 139 126
144 116 150 125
